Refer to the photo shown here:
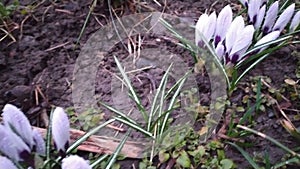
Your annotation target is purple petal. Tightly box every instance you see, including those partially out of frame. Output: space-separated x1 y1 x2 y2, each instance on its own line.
290 11 300 32
62 155 91 169
2 104 34 148
215 5 233 44
262 1 278 34
0 156 18 169
0 125 30 161
52 107 70 153
272 3 295 32
255 5 266 29
33 129 46 156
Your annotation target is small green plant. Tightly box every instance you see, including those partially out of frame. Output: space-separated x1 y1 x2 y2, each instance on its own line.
0 1 19 19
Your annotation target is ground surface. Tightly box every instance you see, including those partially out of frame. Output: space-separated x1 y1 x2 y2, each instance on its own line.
1 0 300 168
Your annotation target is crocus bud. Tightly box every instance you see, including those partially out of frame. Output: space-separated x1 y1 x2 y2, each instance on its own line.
214 5 233 46
52 107 70 154
62 155 92 169
195 12 217 46
33 129 46 156
262 1 278 34
254 31 280 52
0 156 18 169
290 11 300 32
2 104 34 148
272 3 295 32
0 125 30 161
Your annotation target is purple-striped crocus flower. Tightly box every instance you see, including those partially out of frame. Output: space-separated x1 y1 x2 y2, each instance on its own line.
0 156 18 169
262 1 278 34
195 11 216 47
214 5 233 46
62 155 92 169
272 3 295 32
2 104 34 149
289 11 300 32
0 125 31 161
52 107 70 154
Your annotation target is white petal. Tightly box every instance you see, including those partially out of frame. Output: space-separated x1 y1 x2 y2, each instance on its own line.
255 5 266 29
52 107 70 153
215 5 233 45
230 25 255 56
290 11 300 32
248 0 261 24
262 1 278 33
225 16 245 53
62 155 91 169
195 13 209 45
0 125 30 161
203 12 217 41
254 31 280 52
0 156 18 169
2 104 34 148
215 43 225 61
33 129 45 156
273 3 295 32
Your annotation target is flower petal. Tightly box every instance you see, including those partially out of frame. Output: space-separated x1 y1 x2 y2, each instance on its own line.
195 13 209 45
215 43 225 61
290 11 300 32
62 155 91 169
254 30 280 52
0 125 30 161
255 5 266 29
248 0 261 24
2 104 34 148
230 25 255 56
52 107 70 153
272 3 295 32
0 156 18 169
225 16 245 53
33 129 46 156
214 5 233 46
262 1 278 34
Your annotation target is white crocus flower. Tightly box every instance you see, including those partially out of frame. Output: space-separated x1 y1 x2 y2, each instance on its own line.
290 11 300 32
62 155 92 169
248 0 261 25
272 3 295 32
33 129 46 156
225 16 245 54
254 30 280 52
0 156 18 169
52 107 70 153
255 5 266 29
2 104 34 149
195 12 217 46
214 5 232 46
229 25 255 63
262 1 278 34
0 125 30 161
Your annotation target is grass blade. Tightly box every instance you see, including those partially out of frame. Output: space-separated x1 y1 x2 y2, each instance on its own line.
227 142 261 169
90 154 109 168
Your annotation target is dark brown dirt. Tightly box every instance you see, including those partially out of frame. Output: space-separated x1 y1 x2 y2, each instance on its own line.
1 0 300 168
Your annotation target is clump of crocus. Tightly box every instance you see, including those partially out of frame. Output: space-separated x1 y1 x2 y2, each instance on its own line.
0 104 92 169
195 1 300 66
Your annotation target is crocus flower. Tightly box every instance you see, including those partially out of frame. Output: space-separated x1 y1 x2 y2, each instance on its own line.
225 16 245 54
262 1 278 34
195 12 216 46
62 155 92 169
254 30 280 52
33 129 46 156
290 11 300 32
272 3 295 32
247 0 262 25
214 5 232 46
0 125 30 161
255 5 266 29
0 156 18 169
52 107 70 154
2 104 34 149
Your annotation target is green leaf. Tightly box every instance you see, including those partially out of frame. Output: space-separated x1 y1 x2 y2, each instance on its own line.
159 151 170 163
176 150 191 168
220 159 234 169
